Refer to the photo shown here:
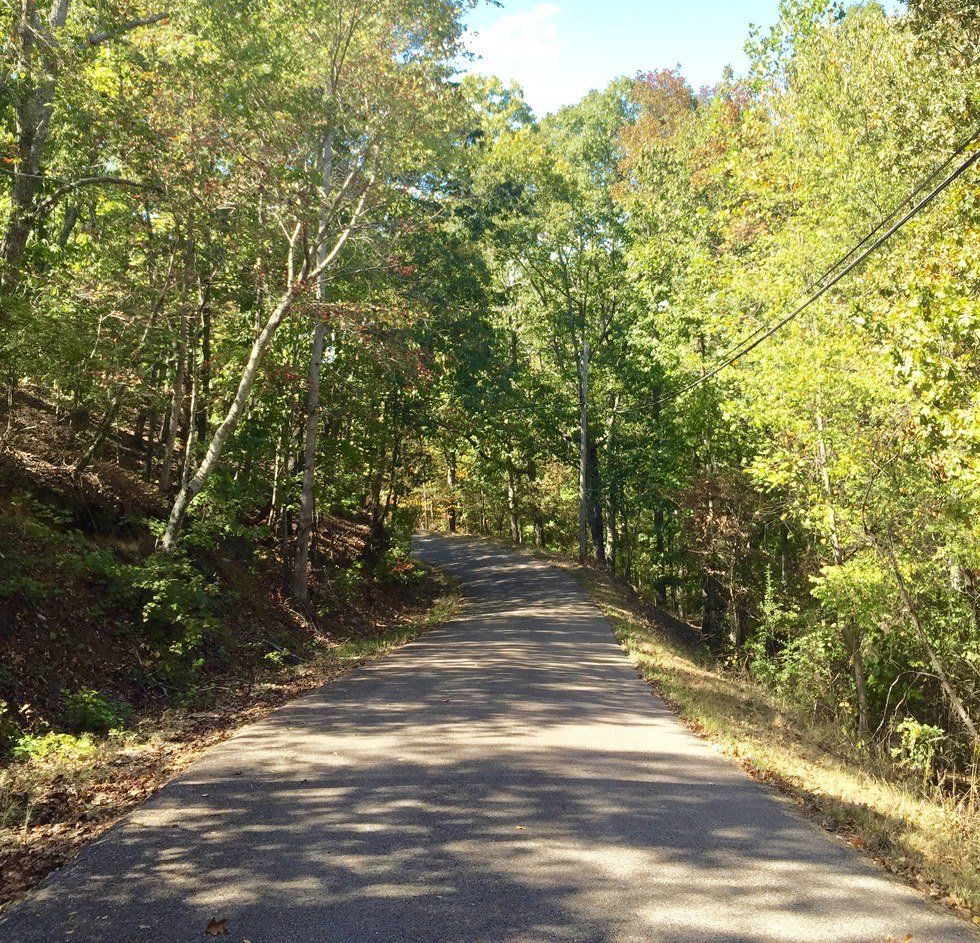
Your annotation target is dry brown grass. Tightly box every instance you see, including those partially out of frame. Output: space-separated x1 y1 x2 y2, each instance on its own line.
569 561 980 929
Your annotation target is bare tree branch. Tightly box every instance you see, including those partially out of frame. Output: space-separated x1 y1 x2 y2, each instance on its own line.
34 175 163 215
80 12 169 50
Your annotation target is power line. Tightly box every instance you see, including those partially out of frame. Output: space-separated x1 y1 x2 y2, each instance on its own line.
701 125 980 367
650 127 980 410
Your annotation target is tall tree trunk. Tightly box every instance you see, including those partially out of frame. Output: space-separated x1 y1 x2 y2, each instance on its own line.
577 339 590 564
604 396 619 570
586 436 605 565
702 569 729 650
621 513 634 586
133 408 147 454
383 424 404 521
196 287 212 441
364 409 403 567
446 452 458 533
160 284 192 495
650 381 667 602
292 128 333 602
292 320 328 601
158 356 183 496
654 506 668 606
1 0 71 300
179 311 202 493
268 431 284 526
816 405 869 741
527 459 544 549
606 483 617 571
143 365 161 482
506 463 519 544
780 520 790 590
74 304 162 476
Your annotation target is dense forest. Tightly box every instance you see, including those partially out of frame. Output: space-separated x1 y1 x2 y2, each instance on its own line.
1 0 979 823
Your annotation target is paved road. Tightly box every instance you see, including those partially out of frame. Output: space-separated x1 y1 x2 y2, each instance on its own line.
1 534 974 943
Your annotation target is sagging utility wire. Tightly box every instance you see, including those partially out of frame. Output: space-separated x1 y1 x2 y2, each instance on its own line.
654 126 980 410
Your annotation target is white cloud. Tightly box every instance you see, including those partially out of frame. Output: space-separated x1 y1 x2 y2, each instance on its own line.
469 3 563 76
470 3 561 71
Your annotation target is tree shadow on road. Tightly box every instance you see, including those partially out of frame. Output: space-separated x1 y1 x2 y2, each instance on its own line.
0 535 970 943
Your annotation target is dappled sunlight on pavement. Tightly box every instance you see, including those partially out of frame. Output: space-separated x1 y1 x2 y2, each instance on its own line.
0 534 974 942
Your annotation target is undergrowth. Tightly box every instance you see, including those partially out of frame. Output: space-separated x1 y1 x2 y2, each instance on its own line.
0 551 461 910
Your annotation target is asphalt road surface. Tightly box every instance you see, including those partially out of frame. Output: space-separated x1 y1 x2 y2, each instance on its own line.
1 533 974 943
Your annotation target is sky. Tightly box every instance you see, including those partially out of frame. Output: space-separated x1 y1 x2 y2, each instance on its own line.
463 0 784 117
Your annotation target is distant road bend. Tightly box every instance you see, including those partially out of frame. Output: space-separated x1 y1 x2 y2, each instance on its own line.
0 534 974 942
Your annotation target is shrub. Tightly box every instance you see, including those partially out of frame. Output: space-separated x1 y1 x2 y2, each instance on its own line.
892 717 946 776
328 560 365 602
0 700 20 753
128 551 223 686
11 731 97 762
64 689 131 734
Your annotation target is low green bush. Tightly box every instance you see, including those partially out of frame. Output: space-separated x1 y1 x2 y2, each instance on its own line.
11 731 97 762
128 551 224 687
64 689 131 734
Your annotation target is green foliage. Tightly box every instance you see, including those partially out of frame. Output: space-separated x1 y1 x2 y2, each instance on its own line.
182 494 270 555
128 553 223 685
63 690 131 735
0 565 52 605
379 546 425 587
262 649 290 670
811 556 891 638
329 560 365 606
892 718 947 776
0 701 20 754
11 732 97 763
